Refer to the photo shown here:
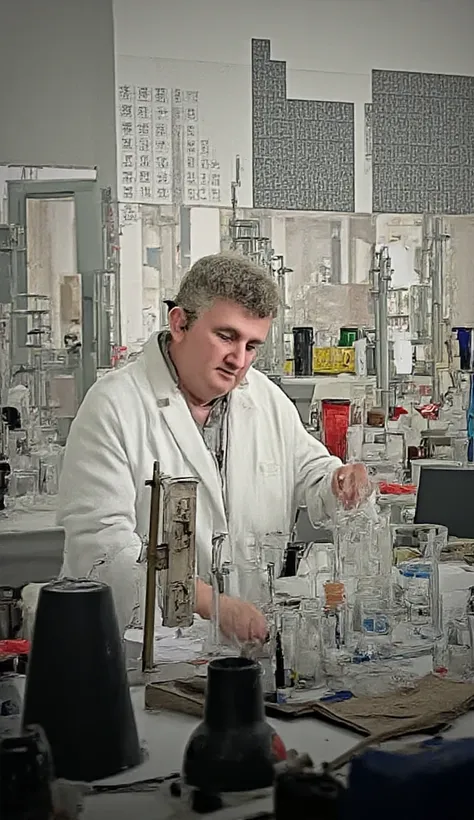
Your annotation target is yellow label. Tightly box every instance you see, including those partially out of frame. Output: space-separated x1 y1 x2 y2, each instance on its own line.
333 347 355 372
313 347 333 372
313 347 355 374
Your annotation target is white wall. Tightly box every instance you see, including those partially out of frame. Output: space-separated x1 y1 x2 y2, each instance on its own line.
119 212 144 345
0 0 117 192
190 208 221 265
113 0 474 213
449 218 474 327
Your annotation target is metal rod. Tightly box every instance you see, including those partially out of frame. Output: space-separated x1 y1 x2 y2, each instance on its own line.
378 249 391 417
230 155 241 250
370 244 392 414
267 562 275 605
370 246 382 392
210 534 226 648
142 461 162 672
431 217 443 401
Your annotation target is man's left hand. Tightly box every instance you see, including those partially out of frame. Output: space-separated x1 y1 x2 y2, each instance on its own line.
331 463 372 510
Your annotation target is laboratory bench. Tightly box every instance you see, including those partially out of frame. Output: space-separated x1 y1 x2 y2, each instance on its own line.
82 682 474 820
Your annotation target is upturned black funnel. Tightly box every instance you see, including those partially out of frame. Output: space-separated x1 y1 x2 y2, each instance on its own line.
22 578 142 782
183 657 286 794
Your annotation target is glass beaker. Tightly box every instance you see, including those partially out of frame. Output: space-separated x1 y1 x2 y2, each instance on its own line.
5 468 39 510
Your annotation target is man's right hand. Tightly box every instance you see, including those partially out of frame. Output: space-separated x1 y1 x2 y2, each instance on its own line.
195 578 267 645
218 595 268 644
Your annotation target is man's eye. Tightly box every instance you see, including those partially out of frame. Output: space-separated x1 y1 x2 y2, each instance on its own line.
217 332 232 342
247 344 256 352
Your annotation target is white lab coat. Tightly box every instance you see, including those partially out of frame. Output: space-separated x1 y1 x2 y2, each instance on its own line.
57 333 341 632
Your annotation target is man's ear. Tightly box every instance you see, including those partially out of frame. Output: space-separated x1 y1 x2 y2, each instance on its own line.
168 306 188 340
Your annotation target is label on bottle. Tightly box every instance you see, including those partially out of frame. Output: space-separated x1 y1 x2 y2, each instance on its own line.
362 614 390 635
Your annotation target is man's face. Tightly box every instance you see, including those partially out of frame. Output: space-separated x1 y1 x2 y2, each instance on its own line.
169 299 272 403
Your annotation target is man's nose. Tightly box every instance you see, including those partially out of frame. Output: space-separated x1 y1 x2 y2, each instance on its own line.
225 343 247 370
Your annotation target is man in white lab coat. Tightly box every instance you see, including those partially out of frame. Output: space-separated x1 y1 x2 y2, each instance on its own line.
57 253 369 641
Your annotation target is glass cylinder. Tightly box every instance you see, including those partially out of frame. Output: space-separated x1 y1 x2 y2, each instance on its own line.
393 524 447 646
277 609 299 689
296 600 324 687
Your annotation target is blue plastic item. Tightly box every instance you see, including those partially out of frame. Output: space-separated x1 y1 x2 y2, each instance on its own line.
320 690 353 703
468 373 474 463
345 737 474 819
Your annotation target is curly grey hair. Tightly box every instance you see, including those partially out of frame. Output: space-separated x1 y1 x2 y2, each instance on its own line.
174 252 280 324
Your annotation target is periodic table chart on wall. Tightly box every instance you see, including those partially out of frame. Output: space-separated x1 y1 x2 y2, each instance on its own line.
117 85 222 206
372 69 474 215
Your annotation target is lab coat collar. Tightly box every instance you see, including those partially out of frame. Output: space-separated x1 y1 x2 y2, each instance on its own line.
142 333 254 529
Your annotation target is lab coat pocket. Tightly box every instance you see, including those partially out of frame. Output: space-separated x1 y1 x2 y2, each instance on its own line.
257 462 286 529
259 462 281 478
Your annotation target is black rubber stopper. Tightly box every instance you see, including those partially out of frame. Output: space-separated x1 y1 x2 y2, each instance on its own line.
183 656 286 794
22 578 142 782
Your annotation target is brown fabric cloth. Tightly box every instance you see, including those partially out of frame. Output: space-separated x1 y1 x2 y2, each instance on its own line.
145 673 474 739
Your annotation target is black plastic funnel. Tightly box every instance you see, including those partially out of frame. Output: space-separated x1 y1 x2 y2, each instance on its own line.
22 578 142 782
183 657 286 794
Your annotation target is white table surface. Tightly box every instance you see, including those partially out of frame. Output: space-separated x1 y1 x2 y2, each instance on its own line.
0 508 60 533
82 682 474 820
3 508 474 816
